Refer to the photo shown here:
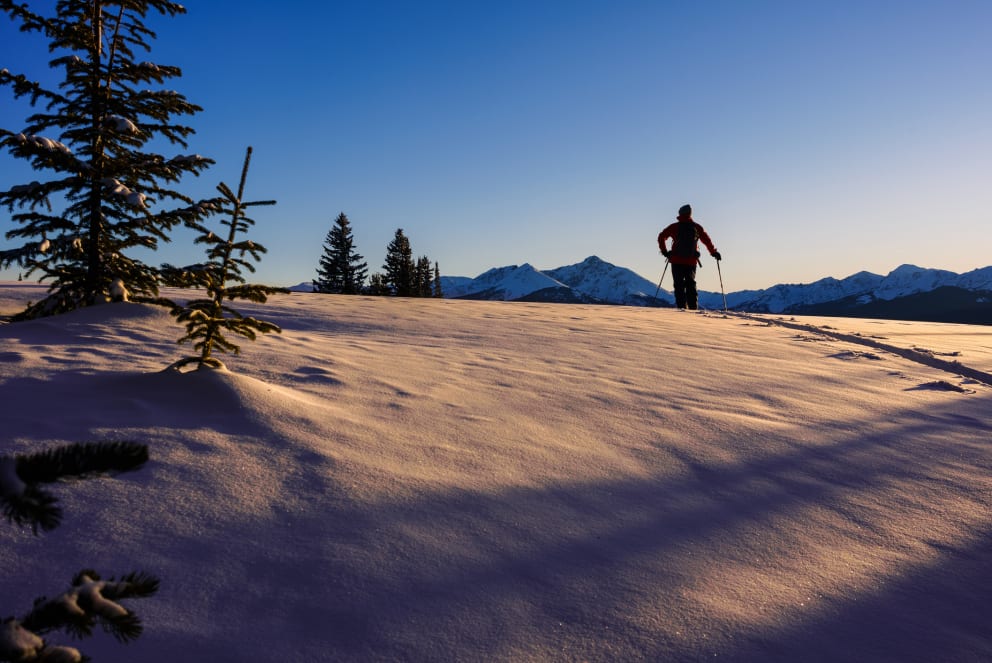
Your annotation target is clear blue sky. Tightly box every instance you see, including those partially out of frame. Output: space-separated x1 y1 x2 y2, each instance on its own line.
2 1 990 291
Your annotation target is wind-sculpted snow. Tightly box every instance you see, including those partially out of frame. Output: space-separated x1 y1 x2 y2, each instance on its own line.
1 283 990 662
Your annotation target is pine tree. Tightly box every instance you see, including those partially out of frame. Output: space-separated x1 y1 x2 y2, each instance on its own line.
415 255 432 297
366 272 389 296
433 261 443 298
0 1 214 319
313 212 368 294
0 441 158 661
382 228 414 297
164 147 286 370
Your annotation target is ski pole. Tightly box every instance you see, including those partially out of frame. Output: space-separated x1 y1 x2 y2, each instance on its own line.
716 259 727 311
653 259 670 304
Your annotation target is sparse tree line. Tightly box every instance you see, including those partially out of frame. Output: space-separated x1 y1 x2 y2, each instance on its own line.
313 215 443 298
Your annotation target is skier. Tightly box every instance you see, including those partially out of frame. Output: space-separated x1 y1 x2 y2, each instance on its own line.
658 204 722 310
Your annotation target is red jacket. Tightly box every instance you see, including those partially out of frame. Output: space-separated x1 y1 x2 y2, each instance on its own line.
658 216 718 266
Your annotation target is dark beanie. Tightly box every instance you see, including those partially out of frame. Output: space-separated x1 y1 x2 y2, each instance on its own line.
678 204 692 217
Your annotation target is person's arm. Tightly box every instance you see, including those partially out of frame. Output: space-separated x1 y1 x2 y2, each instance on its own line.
697 224 721 260
658 224 674 257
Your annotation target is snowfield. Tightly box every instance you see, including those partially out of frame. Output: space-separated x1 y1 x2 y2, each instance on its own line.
1 282 990 662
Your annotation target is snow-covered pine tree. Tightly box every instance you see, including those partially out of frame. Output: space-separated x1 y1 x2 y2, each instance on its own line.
0 1 215 319
433 261 443 298
164 147 286 370
0 441 159 661
383 228 414 296
313 212 368 294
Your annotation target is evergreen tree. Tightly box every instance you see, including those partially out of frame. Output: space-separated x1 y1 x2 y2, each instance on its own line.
313 212 367 294
382 228 414 296
164 147 286 370
0 1 214 319
0 441 158 661
366 272 389 296
433 261 443 298
415 255 432 297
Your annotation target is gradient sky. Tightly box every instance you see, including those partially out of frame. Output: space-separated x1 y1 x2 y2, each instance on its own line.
2 1 990 291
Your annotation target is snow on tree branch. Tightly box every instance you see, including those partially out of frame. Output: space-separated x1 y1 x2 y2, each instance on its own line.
0 0 214 318
2 441 157 662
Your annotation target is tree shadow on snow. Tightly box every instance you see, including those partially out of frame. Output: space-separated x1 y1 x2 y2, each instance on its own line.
6 359 989 662
116 392 990 663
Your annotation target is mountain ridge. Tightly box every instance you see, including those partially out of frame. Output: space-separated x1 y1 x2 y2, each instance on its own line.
288 256 992 324
438 256 992 324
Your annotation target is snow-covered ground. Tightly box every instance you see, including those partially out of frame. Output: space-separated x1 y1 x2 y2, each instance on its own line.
1 282 990 662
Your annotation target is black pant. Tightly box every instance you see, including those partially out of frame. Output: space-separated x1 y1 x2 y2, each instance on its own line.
671 263 698 309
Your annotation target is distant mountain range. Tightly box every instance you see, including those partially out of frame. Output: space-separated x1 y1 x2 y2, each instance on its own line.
289 256 992 324
437 256 992 324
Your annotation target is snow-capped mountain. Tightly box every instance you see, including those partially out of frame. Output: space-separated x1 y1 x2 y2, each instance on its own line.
441 263 568 301
698 271 886 312
438 258 992 323
711 264 992 314
544 256 663 306
440 256 669 305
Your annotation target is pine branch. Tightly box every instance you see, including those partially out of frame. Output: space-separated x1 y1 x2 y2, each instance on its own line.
0 617 83 663
0 482 61 536
15 442 148 484
11 569 159 654
1 442 148 534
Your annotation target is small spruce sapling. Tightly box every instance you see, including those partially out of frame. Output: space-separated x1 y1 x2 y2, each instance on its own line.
165 147 286 370
0 441 159 662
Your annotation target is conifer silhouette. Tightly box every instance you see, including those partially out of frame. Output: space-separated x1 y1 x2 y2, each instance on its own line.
0 1 214 319
366 272 389 296
433 262 444 298
383 228 415 296
164 147 286 370
313 212 368 294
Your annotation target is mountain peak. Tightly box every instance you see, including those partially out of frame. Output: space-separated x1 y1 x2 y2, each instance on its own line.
888 263 927 276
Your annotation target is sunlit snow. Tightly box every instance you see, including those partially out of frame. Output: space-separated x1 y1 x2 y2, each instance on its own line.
1 282 989 661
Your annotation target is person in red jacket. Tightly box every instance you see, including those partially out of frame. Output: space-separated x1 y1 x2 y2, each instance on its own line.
657 204 722 310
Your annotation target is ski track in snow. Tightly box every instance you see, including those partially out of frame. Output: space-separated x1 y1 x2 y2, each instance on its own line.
725 311 992 388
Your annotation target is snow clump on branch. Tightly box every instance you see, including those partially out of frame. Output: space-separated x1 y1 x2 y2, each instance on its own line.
105 115 140 134
101 178 147 208
0 619 82 662
14 133 72 155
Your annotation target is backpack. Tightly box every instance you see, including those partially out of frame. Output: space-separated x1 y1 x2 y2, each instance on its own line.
672 221 699 259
